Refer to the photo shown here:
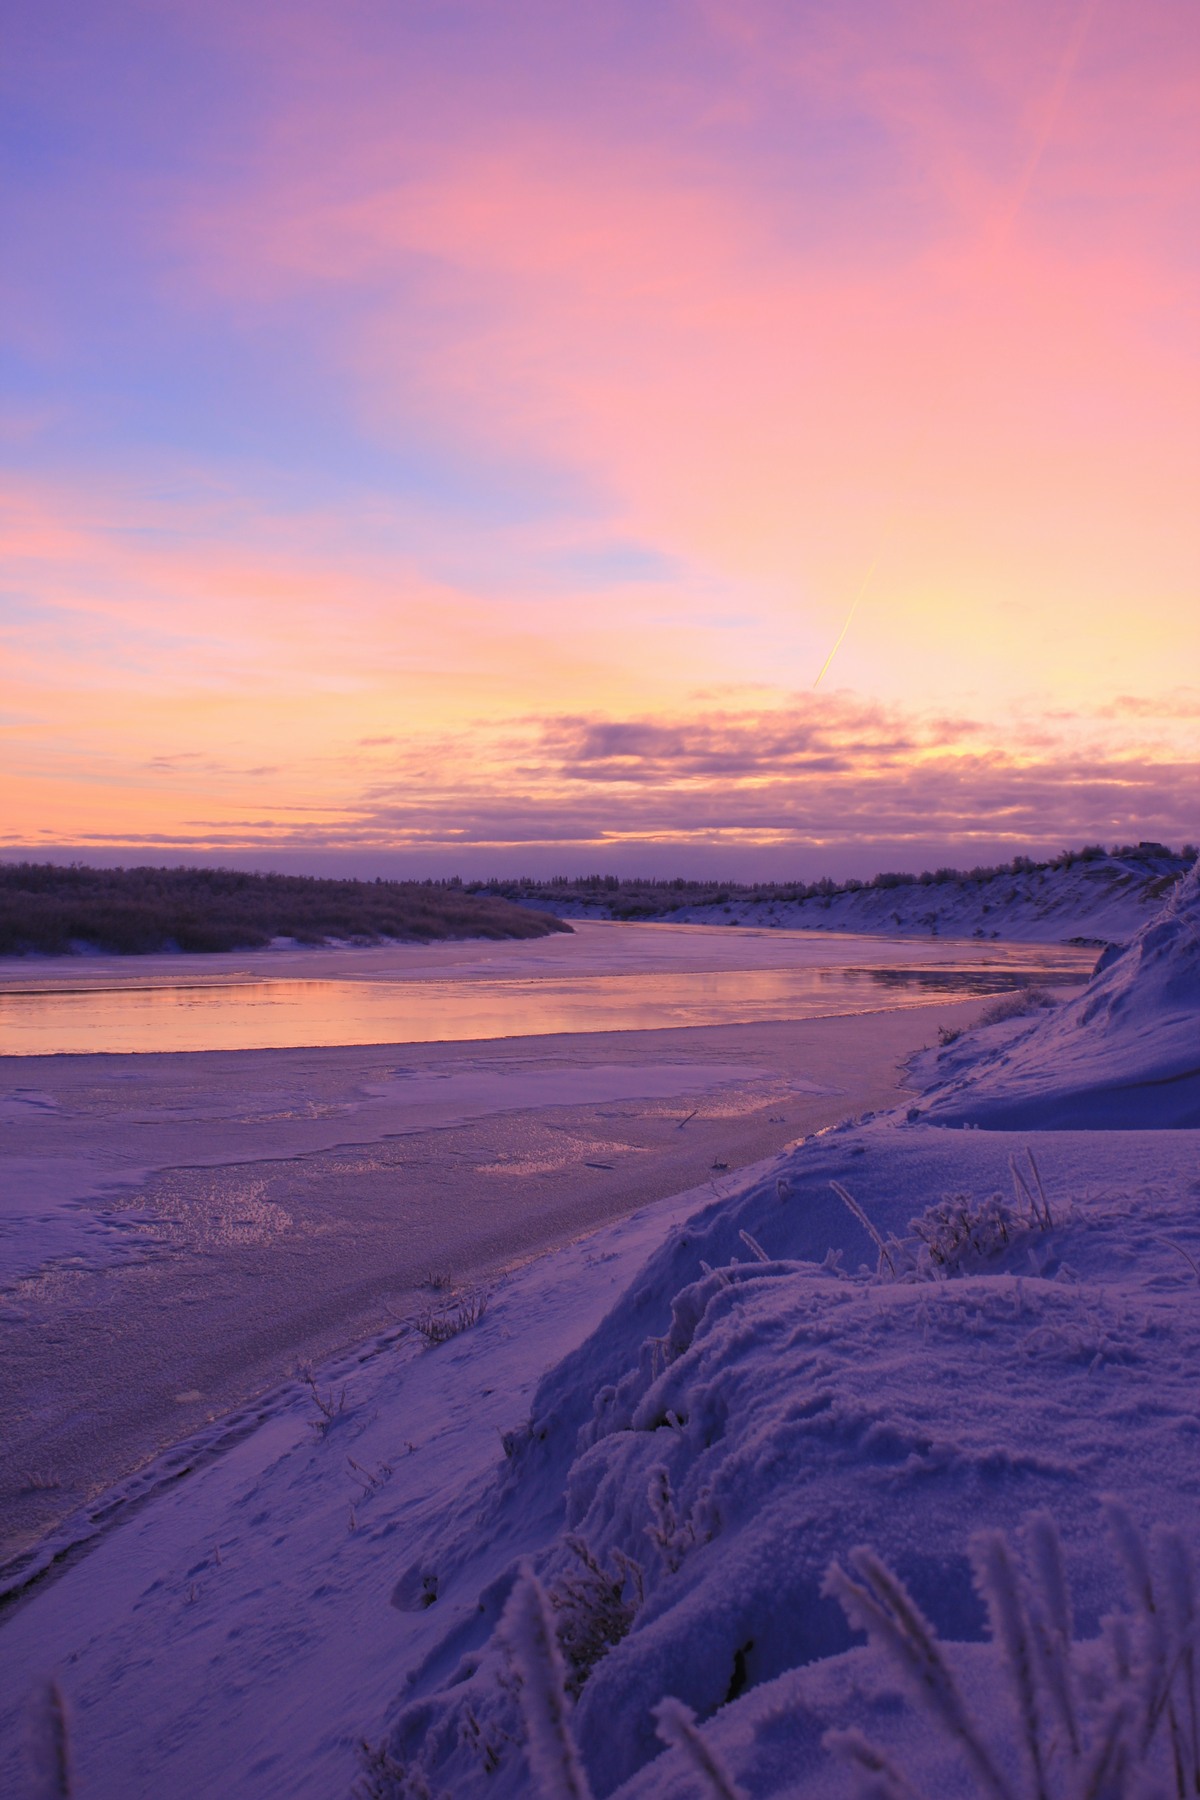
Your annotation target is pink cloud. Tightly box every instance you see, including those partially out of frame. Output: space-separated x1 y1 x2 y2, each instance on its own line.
6 1 1197 862
159 16 1197 715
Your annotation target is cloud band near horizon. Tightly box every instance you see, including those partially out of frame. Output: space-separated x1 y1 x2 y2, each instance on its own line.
3 0 1197 872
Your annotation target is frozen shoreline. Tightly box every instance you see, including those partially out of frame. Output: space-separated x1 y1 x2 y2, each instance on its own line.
2 874 1196 1799
4 1115 1199 1798
0 998 1008 1574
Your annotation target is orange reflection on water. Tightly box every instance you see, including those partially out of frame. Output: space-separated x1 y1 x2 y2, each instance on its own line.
0 953 1091 1057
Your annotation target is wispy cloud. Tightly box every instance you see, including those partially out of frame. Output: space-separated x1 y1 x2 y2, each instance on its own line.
4 2 1197 865
11 697 1191 878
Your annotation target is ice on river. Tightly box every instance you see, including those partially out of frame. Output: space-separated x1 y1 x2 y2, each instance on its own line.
1 878 1197 1799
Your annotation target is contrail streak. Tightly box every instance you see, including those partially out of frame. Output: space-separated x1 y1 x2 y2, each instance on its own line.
812 542 888 689
813 0 1101 687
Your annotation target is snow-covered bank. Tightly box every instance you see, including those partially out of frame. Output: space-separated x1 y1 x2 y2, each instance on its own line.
492 844 1192 944
5 1122 1199 1799
920 859 1200 1129
0 1177 719 1797
4 864 1200 1798
2 1005 977 1572
363 1125 1200 1799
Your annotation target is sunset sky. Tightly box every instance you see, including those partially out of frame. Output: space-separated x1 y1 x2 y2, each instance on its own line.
3 0 1197 879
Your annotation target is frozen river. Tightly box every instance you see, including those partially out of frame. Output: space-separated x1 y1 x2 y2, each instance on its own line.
0 922 1095 1580
0 920 1092 1055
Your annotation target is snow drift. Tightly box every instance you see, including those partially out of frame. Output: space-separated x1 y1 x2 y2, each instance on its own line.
922 858 1200 1129
364 1122 1200 1798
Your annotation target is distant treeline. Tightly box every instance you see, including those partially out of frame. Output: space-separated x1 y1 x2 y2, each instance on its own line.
0 864 571 956
472 842 1196 921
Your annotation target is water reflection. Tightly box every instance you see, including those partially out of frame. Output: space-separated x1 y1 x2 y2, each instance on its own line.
0 942 1092 1056
838 967 1084 995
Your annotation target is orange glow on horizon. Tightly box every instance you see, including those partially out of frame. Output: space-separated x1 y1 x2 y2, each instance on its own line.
3 0 1197 873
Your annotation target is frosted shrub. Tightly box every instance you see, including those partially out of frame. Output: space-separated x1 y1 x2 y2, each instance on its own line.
908 1192 1025 1274
975 986 1056 1027
832 1150 1053 1281
548 1535 643 1696
412 1289 489 1345
825 1505 1200 1799
646 1465 719 1574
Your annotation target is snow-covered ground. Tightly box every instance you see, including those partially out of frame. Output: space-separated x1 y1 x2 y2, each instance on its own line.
4 994 1023 1581
2 867 1198 1797
505 846 1189 944
918 863 1200 1130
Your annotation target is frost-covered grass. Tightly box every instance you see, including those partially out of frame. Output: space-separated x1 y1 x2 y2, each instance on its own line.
411 1289 490 1346
826 1506 1200 1800
479 1506 1200 1800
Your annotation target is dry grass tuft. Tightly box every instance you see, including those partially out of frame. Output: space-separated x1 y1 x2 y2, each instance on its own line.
413 1289 489 1346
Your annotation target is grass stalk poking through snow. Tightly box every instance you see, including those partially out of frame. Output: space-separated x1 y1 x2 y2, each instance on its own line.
26 1679 72 1799
823 1727 922 1800
826 1508 1200 1799
738 1229 771 1263
299 1369 347 1433
1009 1149 1052 1229
830 1181 896 1276
653 1696 747 1800
501 1565 594 1800
971 1532 1049 1800
825 1546 1015 1800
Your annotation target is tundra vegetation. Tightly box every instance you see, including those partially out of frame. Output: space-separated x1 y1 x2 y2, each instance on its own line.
0 862 570 955
471 842 1194 922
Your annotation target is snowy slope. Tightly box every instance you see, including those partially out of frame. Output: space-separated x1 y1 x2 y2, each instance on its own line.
3 876 1200 1800
363 1127 1200 1798
507 848 1191 944
920 859 1200 1129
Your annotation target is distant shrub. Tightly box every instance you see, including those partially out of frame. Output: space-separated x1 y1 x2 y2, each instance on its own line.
468 844 1191 927
0 862 569 956
975 986 1056 1027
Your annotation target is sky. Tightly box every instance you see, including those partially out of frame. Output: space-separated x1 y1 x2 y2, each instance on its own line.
3 0 1198 880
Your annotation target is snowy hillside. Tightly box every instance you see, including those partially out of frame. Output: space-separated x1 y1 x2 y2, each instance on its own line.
921 858 1200 1129
357 1130 1200 1799
491 845 1192 945
5 871 1200 1799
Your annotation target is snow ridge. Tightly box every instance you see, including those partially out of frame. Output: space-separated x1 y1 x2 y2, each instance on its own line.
921 855 1200 1128
496 847 1192 946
